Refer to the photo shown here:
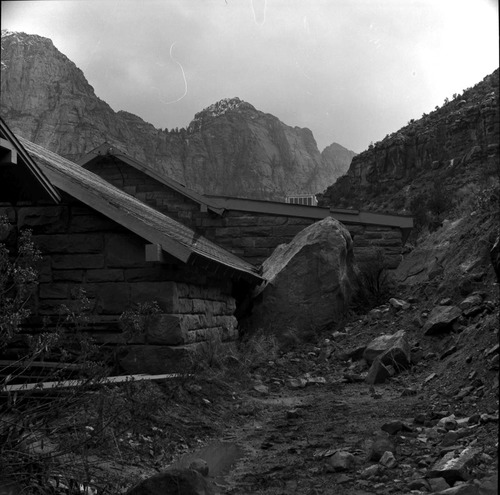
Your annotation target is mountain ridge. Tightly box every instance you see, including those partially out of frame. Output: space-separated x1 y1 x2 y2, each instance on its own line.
0 30 356 200
318 68 499 217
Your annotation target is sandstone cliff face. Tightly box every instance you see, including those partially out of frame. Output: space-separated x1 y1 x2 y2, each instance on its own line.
0 30 354 201
319 69 499 213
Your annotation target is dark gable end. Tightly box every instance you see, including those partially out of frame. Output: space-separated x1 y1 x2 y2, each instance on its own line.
0 117 61 204
77 142 225 215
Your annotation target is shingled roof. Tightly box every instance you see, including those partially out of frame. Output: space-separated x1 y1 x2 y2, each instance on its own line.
77 142 225 215
77 141 413 241
19 137 263 283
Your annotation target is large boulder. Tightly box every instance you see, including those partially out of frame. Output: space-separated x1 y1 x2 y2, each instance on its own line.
363 330 411 367
250 217 356 339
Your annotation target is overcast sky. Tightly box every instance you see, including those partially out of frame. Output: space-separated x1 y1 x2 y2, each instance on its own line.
2 0 498 152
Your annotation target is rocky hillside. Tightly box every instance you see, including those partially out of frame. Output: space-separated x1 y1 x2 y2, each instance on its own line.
0 30 355 201
318 69 499 215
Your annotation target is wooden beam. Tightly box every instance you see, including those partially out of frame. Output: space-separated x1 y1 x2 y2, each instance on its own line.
145 243 166 263
1 373 186 393
0 137 18 165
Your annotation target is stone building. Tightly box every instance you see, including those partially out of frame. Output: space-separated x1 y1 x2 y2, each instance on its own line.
0 118 262 373
79 143 413 268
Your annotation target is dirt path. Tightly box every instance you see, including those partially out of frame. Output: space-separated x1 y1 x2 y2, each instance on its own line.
213 380 424 494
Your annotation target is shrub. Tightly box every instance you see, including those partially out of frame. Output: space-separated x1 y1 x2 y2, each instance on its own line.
351 250 394 311
427 183 452 219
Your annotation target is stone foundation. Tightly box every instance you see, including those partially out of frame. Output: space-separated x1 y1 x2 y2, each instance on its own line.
0 200 241 372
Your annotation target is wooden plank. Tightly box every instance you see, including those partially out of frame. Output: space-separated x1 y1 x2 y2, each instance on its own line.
0 360 83 370
1 373 185 393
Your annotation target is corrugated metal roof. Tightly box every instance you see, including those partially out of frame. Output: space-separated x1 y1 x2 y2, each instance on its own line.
19 136 262 282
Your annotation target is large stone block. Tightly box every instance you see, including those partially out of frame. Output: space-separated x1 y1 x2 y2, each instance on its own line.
257 216 288 226
105 233 146 267
225 216 260 227
69 214 121 233
52 269 84 282
33 234 104 254
95 283 131 314
51 254 104 269
118 344 204 374
86 269 124 282
18 206 68 233
146 314 188 345
39 283 70 299
129 282 179 313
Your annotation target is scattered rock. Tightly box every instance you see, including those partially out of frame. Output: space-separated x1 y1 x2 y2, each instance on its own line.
253 384 269 395
440 345 458 360
363 330 411 367
459 293 483 311
381 420 412 435
360 464 381 478
287 378 308 389
425 372 438 383
407 478 430 491
389 297 411 310
367 436 396 461
365 358 391 385
428 447 481 485
422 305 462 335
379 450 397 468
428 477 452 492
326 450 355 472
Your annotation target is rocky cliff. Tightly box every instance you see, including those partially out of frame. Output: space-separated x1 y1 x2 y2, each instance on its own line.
0 30 355 201
318 69 499 214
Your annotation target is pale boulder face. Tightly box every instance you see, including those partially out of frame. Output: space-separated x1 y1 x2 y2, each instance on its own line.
251 217 356 339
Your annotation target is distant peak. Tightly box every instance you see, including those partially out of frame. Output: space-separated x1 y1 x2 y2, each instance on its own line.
198 97 255 118
188 97 255 131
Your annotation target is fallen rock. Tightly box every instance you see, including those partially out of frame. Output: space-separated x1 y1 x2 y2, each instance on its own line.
407 478 431 491
365 358 391 385
363 329 411 368
428 447 481 485
125 468 215 495
423 305 462 335
287 378 308 389
379 450 397 468
381 420 411 435
389 297 411 310
253 384 269 395
366 436 396 461
251 217 356 339
326 450 355 472
360 464 381 478
459 293 483 311
428 477 451 492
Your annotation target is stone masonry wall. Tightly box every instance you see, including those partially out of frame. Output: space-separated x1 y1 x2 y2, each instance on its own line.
85 157 405 269
0 200 238 348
